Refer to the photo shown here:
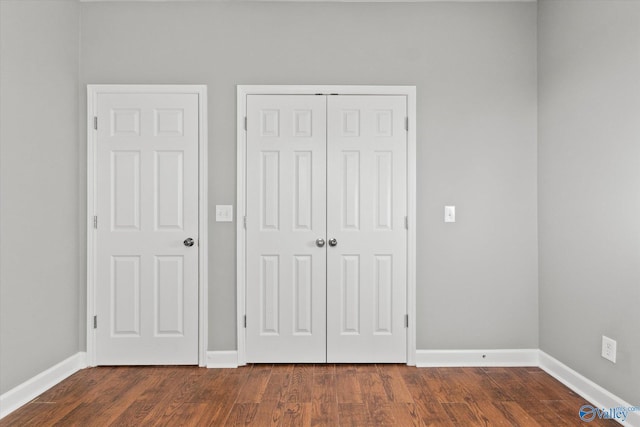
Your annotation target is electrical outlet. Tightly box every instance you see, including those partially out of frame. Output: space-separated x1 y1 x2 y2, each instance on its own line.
601 336 617 363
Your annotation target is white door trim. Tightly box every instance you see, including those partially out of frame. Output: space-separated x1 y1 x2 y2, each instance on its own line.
86 84 208 367
236 85 417 366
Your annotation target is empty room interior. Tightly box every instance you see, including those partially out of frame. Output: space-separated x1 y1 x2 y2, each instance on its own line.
1 0 639 425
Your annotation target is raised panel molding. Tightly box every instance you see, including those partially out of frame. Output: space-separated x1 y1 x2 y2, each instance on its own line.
373 255 393 334
261 255 280 335
342 152 360 230
341 110 360 137
111 151 141 231
293 110 312 137
111 256 141 336
294 152 312 230
374 110 393 136
341 255 360 334
111 109 140 136
375 152 393 230
261 109 280 137
154 109 184 136
293 255 312 334
155 256 185 336
154 151 184 230
261 152 280 230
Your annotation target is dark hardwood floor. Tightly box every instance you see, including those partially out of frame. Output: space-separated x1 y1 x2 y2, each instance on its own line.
1 364 617 426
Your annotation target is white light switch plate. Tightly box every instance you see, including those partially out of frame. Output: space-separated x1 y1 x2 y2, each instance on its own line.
444 206 456 223
215 205 233 222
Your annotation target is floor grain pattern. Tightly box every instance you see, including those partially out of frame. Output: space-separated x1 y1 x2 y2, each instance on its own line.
0 365 617 426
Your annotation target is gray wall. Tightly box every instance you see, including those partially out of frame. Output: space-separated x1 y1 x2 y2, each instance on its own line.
79 1 539 351
0 1 80 394
538 0 640 404
0 0 540 396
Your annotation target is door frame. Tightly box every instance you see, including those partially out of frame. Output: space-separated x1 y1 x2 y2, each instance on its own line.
236 85 417 365
86 84 208 367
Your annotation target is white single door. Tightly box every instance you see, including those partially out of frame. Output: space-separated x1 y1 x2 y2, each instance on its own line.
326 95 407 362
95 93 199 364
245 95 327 362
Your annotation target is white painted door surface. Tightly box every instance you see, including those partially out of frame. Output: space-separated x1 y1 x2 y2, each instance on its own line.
245 95 327 362
95 93 199 364
326 96 407 362
245 94 407 363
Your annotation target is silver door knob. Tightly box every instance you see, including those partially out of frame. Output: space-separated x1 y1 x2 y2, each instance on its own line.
315 238 325 247
328 238 337 247
184 238 195 247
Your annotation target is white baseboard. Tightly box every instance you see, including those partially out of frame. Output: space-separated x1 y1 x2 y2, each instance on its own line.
0 352 87 419
539 351 639 427
206 351 238 368
416 349 539 367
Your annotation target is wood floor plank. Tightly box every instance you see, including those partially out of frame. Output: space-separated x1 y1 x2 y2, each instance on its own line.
310 401 339 427
398 366 439 404
390 403 428 427
263 370 293 404
223 402 259 426
236 364 272 403
413 400 455 427
285 365 313 404
338 402 371 427
378 364 414 403
281 402 311 427
474 400 543 427
251 399 284 427
2 364 619 427
335 365 363 404
441 402 484 426
483 367 536 402
357 371 389 407
368 403 396 425
420 368 469 404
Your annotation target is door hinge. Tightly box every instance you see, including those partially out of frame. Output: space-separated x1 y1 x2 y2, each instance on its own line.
404 216 408 230
404 314 409 328
94 116 98 130
93 215 98 229
93 315 98 329
243 216 247 229
244 116 247 131
405 117 408 131
243 315 247 328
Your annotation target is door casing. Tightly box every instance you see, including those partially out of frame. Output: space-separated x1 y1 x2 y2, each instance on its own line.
236 85 417 366
86 84 208 367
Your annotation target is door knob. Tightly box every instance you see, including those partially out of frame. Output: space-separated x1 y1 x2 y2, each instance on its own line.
315 238 325 248
328 238 337 247
184 238 195 247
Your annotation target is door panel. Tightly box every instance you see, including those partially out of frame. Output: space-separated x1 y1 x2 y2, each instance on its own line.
96 93 199 365
326 96 407 363
246 95 327 362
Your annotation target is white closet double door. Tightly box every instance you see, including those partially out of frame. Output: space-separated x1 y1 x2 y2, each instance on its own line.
246 95 407 363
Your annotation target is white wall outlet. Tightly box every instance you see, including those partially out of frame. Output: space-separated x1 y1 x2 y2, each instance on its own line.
215 205 233 222
601 335 617 363
444 205 456 223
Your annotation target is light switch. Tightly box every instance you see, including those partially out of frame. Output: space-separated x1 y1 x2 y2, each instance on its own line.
215 205 233 222
444 206 456 223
